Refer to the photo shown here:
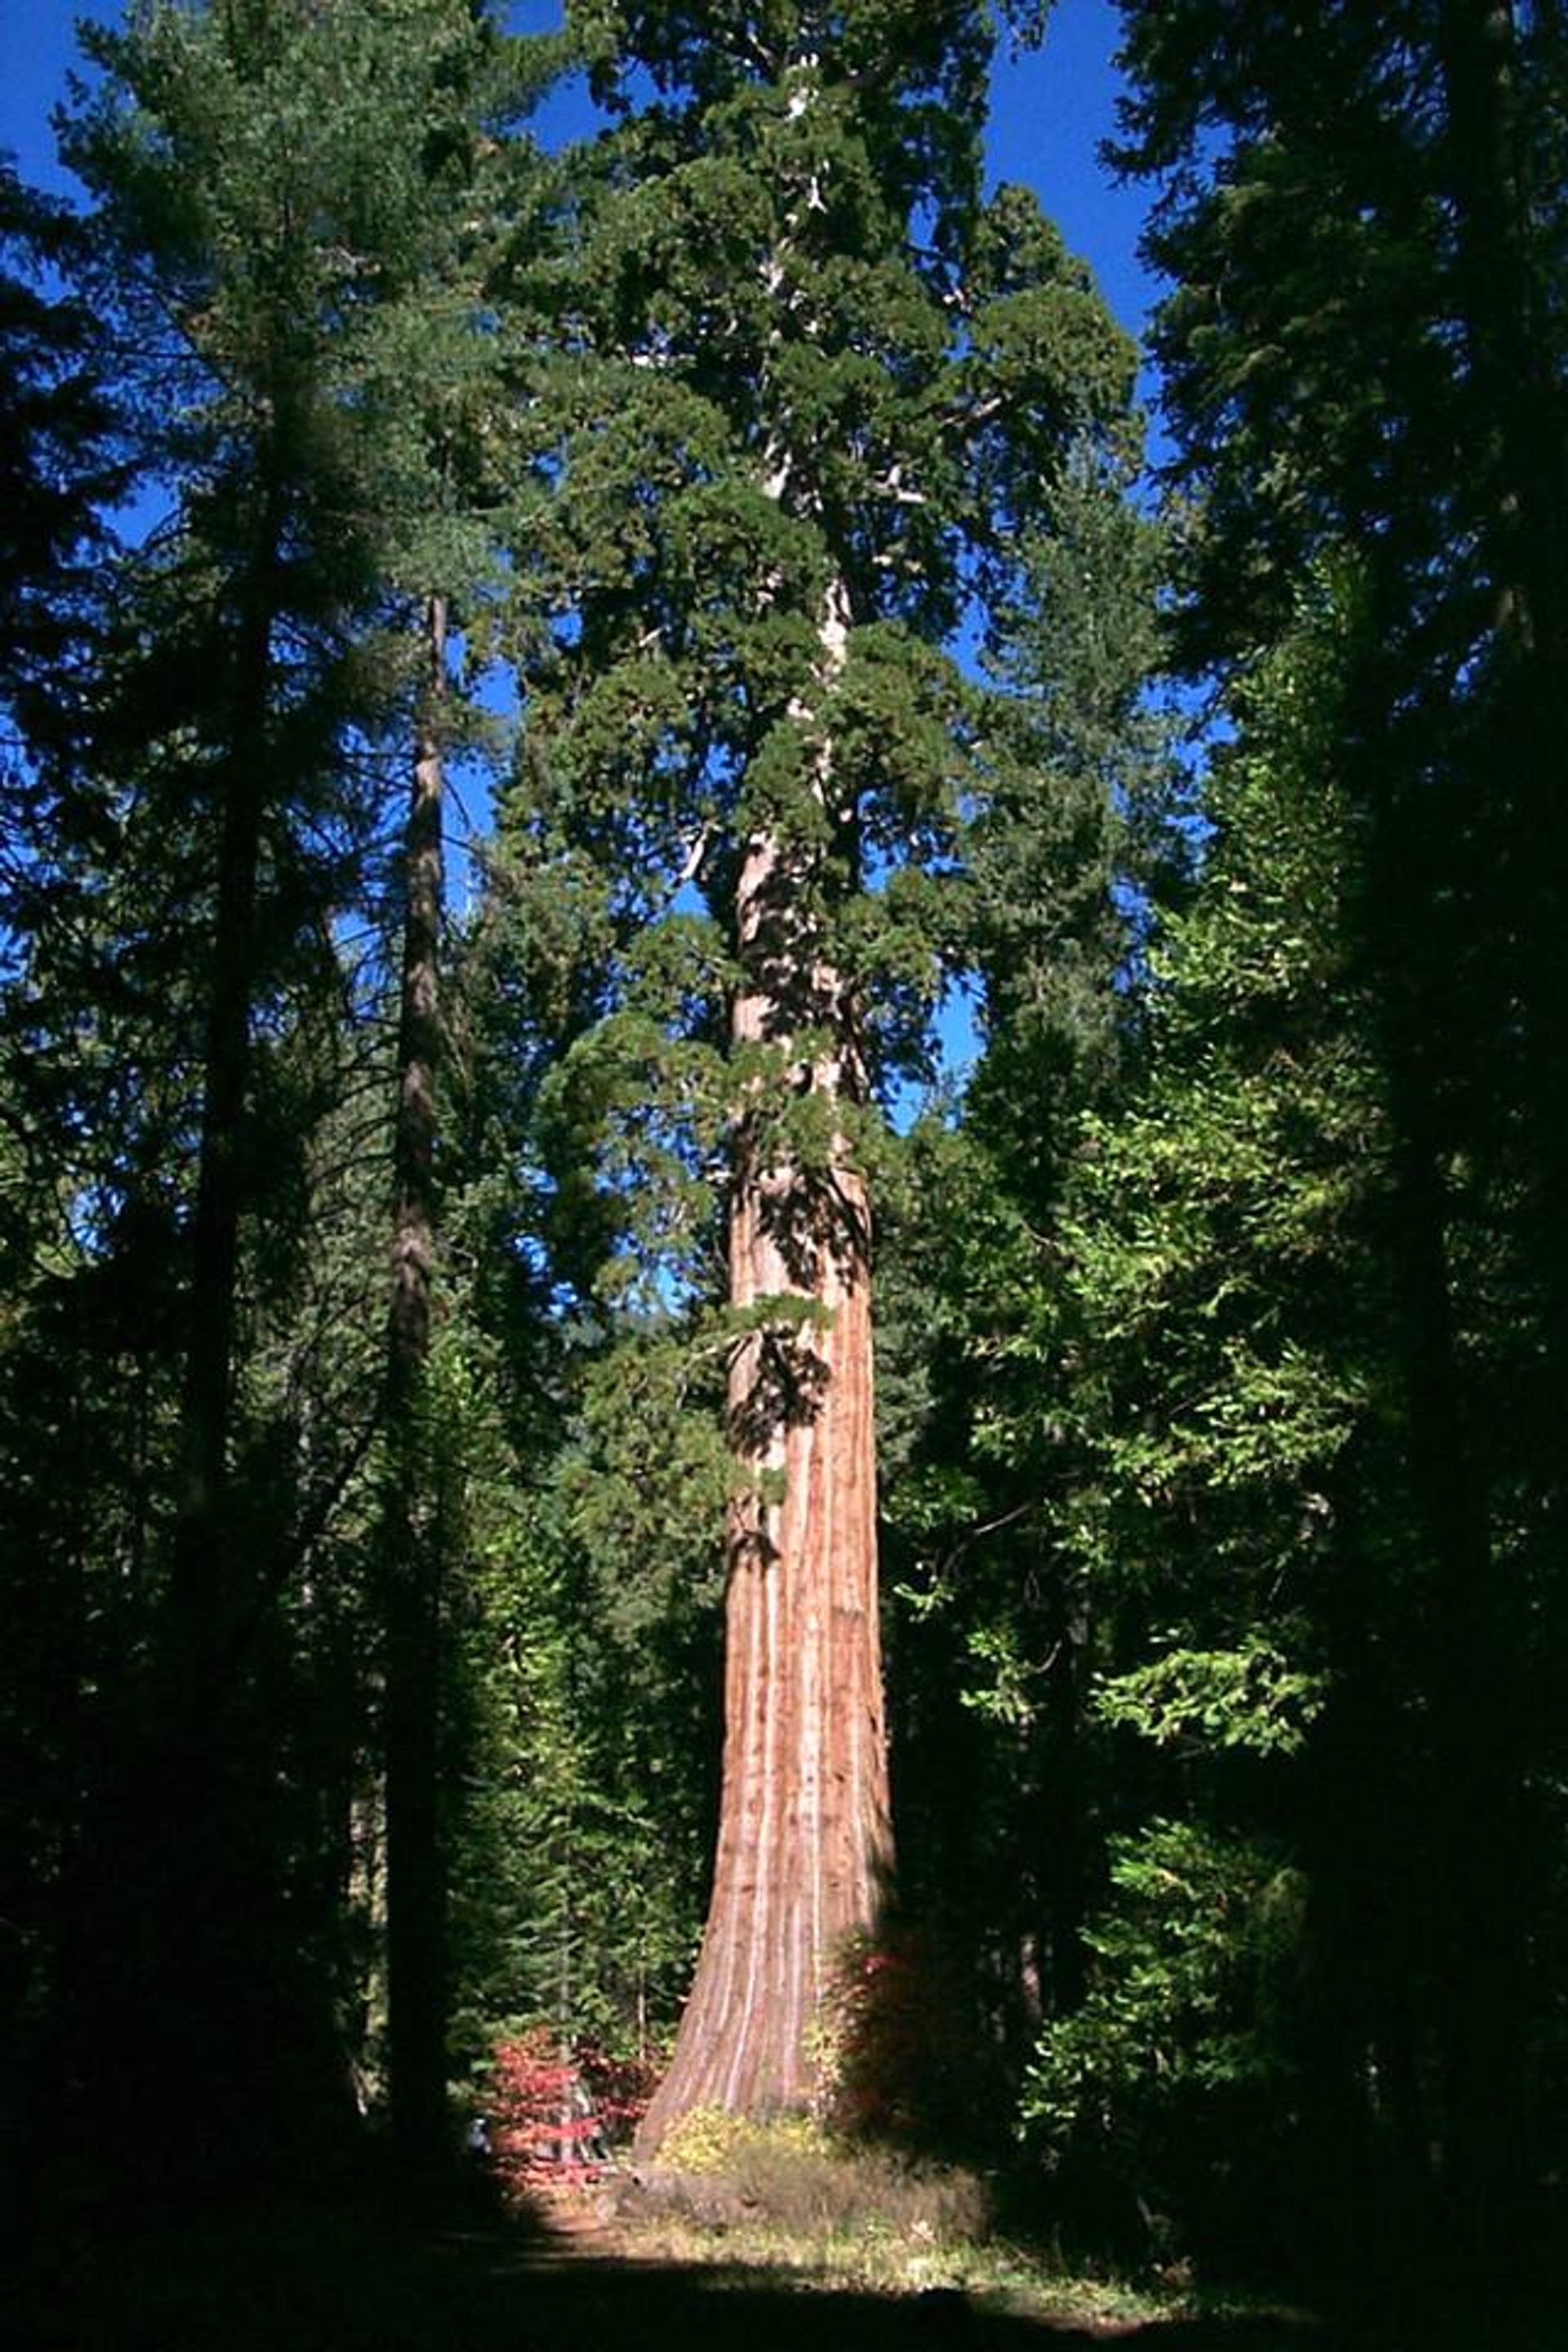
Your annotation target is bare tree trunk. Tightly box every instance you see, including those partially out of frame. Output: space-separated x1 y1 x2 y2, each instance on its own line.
384 593 449 2177
170 572 274 1637
638 586 893 2154
145 537 278 2195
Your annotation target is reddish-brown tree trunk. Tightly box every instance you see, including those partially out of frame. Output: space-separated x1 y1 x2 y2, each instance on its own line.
638 591 893 2154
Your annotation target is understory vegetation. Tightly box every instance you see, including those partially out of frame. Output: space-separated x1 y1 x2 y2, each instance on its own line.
615 2111 1169 2326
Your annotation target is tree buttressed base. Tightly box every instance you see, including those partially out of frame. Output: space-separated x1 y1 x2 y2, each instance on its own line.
635 1152 892 2157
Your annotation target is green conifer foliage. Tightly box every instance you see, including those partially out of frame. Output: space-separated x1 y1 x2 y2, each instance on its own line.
871 454 1174 2125
10 0 547 2194
1015 590 1392 2257
1109 0 1568 2257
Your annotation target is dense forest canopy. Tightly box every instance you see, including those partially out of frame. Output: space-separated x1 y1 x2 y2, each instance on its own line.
1 0 1564 2301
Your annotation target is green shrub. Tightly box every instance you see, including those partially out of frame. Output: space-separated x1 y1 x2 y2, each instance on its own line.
1019 1819 1306 2258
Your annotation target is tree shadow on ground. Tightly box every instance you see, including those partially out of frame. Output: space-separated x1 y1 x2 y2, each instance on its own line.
9 2205 1379 2352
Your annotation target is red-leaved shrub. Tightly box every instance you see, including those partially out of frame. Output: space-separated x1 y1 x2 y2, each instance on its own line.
487 2029 654 2202
817 1929 978 2149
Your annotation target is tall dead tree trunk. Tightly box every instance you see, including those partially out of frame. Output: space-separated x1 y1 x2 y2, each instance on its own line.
144 517 281 2195
384 593 449 2176
170 545 276 1638
638 585 893 2154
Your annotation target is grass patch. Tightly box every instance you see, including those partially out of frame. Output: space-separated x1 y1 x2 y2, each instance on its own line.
618 2111 1178 2328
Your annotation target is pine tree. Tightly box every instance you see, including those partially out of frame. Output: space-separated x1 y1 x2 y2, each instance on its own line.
0 173 136 2189
1096 0 1568 2256
310 0 564 2183
42 0 520 2189
1014 579 1401 2261
0 157 122 743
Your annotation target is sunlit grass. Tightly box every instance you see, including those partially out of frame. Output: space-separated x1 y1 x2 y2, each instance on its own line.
604 2112 1181 2328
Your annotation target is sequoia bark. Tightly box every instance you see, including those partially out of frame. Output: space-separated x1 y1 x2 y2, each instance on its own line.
637 594 893 2153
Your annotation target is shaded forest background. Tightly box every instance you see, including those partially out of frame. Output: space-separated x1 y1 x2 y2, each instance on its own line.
2 0 1566 2304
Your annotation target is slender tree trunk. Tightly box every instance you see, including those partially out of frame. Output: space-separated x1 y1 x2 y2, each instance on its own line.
384 593 450 2176
1430 2 1563 2247
1362 639 1530 2257
139 502 283 2193
637 587 893 2154
170 574 274 1636
1383 1062 1520 2243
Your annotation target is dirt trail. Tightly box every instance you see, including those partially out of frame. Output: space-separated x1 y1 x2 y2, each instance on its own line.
11 2206 1351 2352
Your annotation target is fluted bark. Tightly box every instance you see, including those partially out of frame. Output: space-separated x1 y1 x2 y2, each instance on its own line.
637 588 892 2152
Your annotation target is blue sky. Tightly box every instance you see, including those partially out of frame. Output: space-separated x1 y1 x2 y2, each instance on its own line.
2 1 1157 338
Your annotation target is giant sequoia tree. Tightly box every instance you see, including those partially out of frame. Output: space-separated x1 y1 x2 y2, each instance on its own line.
499 0 1135 2144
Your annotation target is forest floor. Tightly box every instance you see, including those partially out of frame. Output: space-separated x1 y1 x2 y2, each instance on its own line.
7 2187 1548 2352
